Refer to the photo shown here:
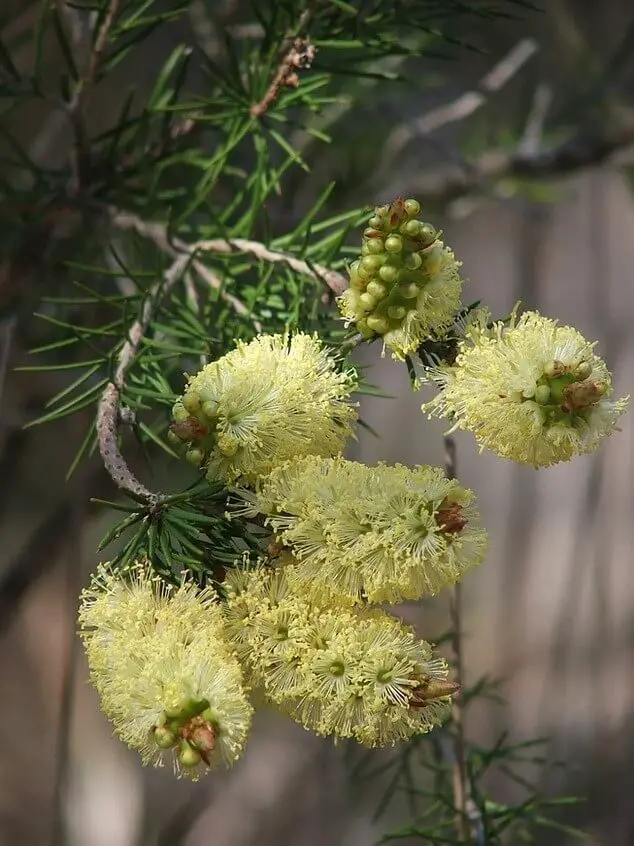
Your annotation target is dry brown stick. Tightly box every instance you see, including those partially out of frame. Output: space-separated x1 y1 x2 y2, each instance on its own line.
111 208 348 297
250 9 315 118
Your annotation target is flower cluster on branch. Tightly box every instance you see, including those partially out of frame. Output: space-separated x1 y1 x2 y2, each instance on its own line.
77 198 628 782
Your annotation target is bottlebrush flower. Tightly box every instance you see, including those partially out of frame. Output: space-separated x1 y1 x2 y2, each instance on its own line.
222 563 456 747
422 308 629 467
78 563 253 780
233 456 487 605
168 332 358 485
337 198 464 360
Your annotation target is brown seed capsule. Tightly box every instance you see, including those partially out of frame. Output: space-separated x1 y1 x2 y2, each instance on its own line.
409 677 460 706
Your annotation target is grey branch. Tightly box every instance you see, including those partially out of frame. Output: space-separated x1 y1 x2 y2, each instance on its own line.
111 209 348 297
409 121 634 205
96 253 190 504
378 38 539 175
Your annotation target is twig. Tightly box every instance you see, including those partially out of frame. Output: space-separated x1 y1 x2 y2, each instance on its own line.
444 435 484 844
518 84 553 157
250 36 316 118
96 252 191 503
250 9 315 118
443 437 469 841
378 38 538 175
111 209 348 297
405 121 634 205
64 0 121 191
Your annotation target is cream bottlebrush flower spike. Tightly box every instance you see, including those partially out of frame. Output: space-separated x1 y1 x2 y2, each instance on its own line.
422 307 629 467
169 332 358 485
78 563 253 780
222 563 458 747
234 455 488 605
337 197 464 360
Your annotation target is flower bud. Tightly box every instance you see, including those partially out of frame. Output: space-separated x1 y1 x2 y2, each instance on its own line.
403 198 421 217
202 400 218 418
384 235 403 253
401 219 422 238
368 215 383 229
172 402 189 423
534 385 551 405
154 726 177 749
182 392 201 414
419 224 437 248
399 283 419 299
387 305 406 320
178 742 202 769
366 315 389 334
404 252 423 270
359 292 377 310
575 361 593 380
378 264 398 284
365 237 384 255
366 280 387 299
360 255 383 275
185 449 204 467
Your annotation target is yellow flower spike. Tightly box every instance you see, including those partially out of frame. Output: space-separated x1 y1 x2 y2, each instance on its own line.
170 332 358 485
422 307 629 467
222 563 455 748
78 562 253 780
238 455 487 605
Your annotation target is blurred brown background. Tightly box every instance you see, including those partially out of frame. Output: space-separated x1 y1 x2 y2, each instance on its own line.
1 1 634 844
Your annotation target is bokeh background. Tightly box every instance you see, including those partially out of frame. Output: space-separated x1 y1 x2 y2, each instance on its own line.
1 1 634 844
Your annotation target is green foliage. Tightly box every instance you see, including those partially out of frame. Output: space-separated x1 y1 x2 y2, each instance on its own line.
350 666 587 845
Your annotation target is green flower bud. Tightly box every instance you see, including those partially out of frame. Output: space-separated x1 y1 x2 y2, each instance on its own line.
403 252 423 270
359 292 377 310
534 385 551 405
356 317 375 338
543 360 567 379
379 264 399 284
186 448 204 467
364 227 382 240
401 219 422 238
202 400 218 419
385 234 403 253
419 224 437 247
183 392 201 414
375 204 390 217
357 261 374 281
172 402 189 423
178 742 202 769
399 283 419 299
360 255 384 275
167 430 183 446
366 280 387 299
368 215 383 229
575 361 593 380
366 315 389 334
404 199 421 217
365 237 384 255
154 726 177 749
387 305 406 320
